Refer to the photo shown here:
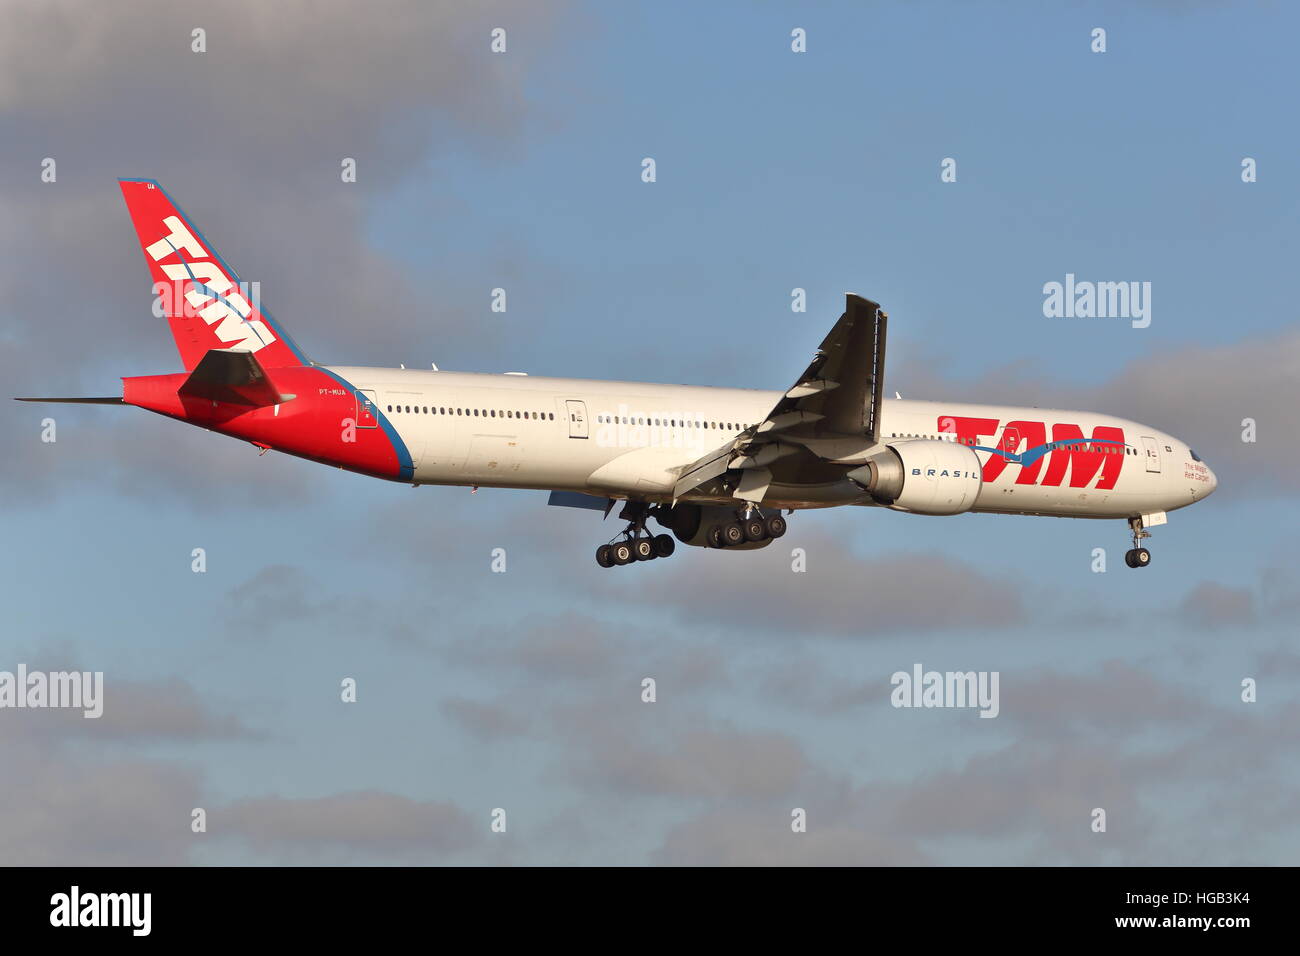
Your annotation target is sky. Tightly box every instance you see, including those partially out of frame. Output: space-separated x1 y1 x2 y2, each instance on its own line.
1 0 1297 865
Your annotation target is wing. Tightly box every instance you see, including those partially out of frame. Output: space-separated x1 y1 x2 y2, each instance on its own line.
673 293 888 503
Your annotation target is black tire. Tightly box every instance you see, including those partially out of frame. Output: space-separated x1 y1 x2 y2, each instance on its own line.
743 517 767 542
653 534 676 558
634 538 656 561
1135 547 1151 567
722 522 745 547
612 542 635 566
765 514 787 539
596 544 615 568
1124 549 1138 568
707 524 725 549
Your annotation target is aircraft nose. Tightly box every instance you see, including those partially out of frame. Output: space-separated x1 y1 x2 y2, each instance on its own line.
1205 464 1218 496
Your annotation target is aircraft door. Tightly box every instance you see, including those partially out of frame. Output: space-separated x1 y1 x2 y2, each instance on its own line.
565 400 589 439
1141 435 1161 473
1000 426 1022 462
356 389 378 428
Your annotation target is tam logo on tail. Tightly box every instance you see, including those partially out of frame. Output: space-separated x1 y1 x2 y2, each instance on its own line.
119 179 307 371
145 215 276 355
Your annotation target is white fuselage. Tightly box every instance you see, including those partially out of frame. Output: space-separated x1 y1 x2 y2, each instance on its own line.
331 367 1216 520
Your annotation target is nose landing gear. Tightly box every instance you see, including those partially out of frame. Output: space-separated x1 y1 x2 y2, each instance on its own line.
1124 516 1152 569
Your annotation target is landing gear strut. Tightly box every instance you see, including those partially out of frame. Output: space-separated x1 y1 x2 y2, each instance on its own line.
1124 516 1152 569
594 502 676 569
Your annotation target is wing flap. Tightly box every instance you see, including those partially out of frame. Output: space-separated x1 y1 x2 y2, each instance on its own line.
671 444 737 500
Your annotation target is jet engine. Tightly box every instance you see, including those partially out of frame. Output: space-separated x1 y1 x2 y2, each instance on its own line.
848 439 983 516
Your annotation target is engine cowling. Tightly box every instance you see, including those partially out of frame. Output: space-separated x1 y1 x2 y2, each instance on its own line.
655 503 774 549
849 440 983 515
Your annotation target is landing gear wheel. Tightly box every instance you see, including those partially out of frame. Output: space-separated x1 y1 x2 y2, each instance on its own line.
764 514 787 539
596 544 614 568
707 524 725 549
1125 517 1153 569
611 541 635 566
633 537 656 561
1124 547 1151 568
721 522 745 548
742 517 768 542
653 534 676 558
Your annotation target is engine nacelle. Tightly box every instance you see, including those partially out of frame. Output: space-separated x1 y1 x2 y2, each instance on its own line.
849 440 983 515
655 503 774 549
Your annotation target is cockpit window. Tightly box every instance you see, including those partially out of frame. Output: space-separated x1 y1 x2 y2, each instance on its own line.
1189 448 1202 462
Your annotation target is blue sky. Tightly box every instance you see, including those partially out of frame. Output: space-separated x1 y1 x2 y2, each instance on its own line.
1 0 1296 865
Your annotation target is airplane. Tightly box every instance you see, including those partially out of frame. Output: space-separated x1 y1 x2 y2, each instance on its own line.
19 180 1217 569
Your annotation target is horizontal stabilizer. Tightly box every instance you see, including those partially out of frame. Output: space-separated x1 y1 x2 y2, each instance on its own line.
14 396 124 404
178 348 291 407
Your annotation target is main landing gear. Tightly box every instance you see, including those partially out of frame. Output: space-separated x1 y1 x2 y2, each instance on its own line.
595 501 676 569
705 509 786 549
1124 516 1152 569
591 501 791 567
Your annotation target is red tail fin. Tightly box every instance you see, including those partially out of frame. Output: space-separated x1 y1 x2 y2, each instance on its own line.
118 179 309 370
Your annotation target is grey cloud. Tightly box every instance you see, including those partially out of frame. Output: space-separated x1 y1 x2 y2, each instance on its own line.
1001 659 1211 733
614 532 1027 637
654 810 927 866
0 0 568 504
8 403 325 511
440 696 530 741
646 660 1293 865
1177 581 1256 630
891 741 1146 861
578 723 810 801
1259 563 1300 618
0 747 202 865
221 790 479 862
221 564 428 647
26 675 255 742
0 673 233 864
441 608 731 695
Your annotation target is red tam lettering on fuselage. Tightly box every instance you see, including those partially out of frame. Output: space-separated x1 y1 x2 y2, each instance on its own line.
1040 423 1125 490
937 416 1125 489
